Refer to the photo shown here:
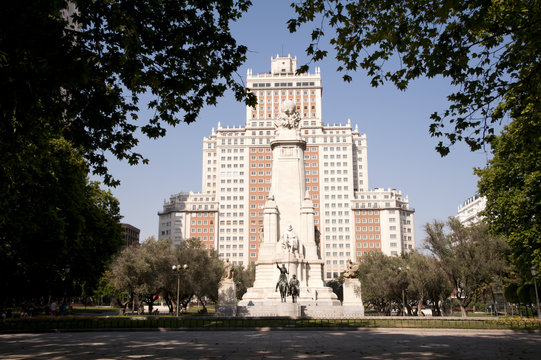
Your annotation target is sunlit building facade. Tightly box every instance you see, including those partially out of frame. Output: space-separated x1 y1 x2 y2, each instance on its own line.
457 194 486 225
158 55 415 279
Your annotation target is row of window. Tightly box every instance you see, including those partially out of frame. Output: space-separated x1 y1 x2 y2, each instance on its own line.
252 113 316 119
219 212 244 218
325 243 350 248
356 234 381 240
323 162 348 167
355 226 380 231
219 204 244 209
324 203 350 208
251 83 316 89
219 236 244 241
219 188 244 192
324 235 351 240
191 228 214 233
191 220 214 225
219 244 244 249
325 260 347 265
221 156 244 161
355 218 380 223
220 148 244 153
219 220 245 225
250 187 271 192
324 227 351 232
325 252 351 257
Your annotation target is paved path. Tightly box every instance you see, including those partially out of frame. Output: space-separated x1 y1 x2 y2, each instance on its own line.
1 328 540 359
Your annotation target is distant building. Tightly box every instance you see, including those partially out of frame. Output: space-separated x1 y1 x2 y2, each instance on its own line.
158 55 415 279
457 194 486 225
121 223 140 247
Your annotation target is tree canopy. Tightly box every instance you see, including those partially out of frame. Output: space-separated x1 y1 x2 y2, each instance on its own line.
1 0 255 185
288 0 541 156
0 137 122 303
109 237 224 314
475 115 541 279
424 218 508 316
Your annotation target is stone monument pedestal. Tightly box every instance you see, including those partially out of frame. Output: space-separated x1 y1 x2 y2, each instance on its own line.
342 278 365 317
216 279 237 317
237 302 302 318
237 99 352 318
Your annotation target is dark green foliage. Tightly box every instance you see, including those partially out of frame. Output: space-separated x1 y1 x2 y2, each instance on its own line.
109 237 224 313
475 116 541 279
425 218 508 316
0 138 122 303
289 0 541 156
1 0 255 185
357 251 405 315
0 0 253 307
233 262 256 300
406 252 452 316
326 279 343 302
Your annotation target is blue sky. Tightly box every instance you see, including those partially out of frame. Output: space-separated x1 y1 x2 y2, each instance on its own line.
100 2 490 248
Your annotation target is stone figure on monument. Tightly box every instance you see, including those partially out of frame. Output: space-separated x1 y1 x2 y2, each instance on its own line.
281 224 299 255
258 226 264 243
314 225 321 247
222 258 234 280
274 100 300 135
288 274 300 303
343 259 359 279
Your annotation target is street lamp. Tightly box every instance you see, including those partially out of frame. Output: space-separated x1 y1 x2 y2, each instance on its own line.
531 267 541 319
172 264 188 317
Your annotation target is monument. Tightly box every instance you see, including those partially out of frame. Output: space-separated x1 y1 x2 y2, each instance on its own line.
216 259 237 316
342 260 365 317
237 100 350 318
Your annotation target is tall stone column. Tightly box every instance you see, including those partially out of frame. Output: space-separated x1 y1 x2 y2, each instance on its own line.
238 100 341 316
300 191 317 259
270 138 305 236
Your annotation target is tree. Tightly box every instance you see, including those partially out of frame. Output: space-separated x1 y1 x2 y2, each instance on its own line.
475 117 541 279
233 262 256 300
424 218 508 317
109 237 174 314
406 252 452 316
154 238 223 314
288 0 541 156
1 0 255 185
0 137 122 304
326 278 344 302
357 252 406 315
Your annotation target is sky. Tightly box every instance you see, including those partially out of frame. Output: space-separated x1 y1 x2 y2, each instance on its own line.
99 2 491 249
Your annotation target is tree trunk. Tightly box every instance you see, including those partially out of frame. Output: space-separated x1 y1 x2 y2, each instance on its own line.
460 304 468 317
197 295 207 314
490 286 497 316
501 285 508 315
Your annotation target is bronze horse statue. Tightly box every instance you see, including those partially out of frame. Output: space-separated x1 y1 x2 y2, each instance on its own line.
278 279 288 302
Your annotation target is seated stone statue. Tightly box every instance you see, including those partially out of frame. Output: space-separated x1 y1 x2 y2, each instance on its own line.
343 259 359 278
281 224 299 255
222 258 234 280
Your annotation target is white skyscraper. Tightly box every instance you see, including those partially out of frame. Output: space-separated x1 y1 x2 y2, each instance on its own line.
158 55 415 280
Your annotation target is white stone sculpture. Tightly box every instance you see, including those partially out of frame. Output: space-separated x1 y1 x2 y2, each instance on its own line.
280 224 299 255
274 100 300 136
343 259 359 279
